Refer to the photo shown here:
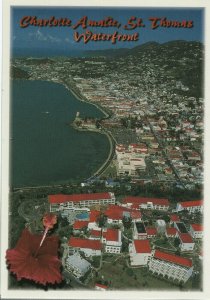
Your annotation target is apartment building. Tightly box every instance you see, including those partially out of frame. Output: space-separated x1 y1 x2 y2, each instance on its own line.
149 250 193 283
49 192 115 212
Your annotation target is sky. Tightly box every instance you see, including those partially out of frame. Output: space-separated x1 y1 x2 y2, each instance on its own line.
11 7 204 55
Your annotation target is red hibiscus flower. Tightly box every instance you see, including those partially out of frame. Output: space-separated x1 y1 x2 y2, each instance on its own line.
6 228 62 286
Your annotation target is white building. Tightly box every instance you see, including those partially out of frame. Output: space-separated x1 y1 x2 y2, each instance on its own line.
68 237 102 257
149 250 193 283
49 192 115 212
155 220 166 234
115 144 146 177
176 200 203 214
65 252 91 278
189 224 203 239
129 239 152 266
102 228 122 254
178 233 195 252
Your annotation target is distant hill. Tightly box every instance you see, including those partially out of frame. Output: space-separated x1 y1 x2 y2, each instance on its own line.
24 58 55 65
85 40 203 98
10 66 30 79
85 48 130 57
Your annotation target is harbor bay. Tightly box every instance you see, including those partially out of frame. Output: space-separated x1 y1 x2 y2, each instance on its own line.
10 80 110 187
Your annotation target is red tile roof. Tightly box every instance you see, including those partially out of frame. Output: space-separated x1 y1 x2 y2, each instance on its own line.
191 224 203 232
73 220 89 230
95 283 108 289
180 200 203 208
178 233 194 243
105 204 142 221
170 214 180 222
134 239 151 253
49 192 111 204
90 229 101 237
123 196 169 206
130 211 142 219
105 205 123 220
89 210 101 223
146 227 157 236
154 250 192 268
68 237 102 250
103 228 119 242
166 227 177 236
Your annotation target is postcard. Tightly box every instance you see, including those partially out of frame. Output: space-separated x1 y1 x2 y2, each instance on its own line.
1 0 210 299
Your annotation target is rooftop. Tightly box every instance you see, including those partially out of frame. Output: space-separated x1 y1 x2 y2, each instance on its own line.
66 253 91 271
68 237 102 250
191 224 203 231
73 220 89 230
178 232 194 243
154 250 192 268
123 196 169 206
49 192 112 204
134 239 151 253
179 200 203 208
166 227 177 235
103 228 119 242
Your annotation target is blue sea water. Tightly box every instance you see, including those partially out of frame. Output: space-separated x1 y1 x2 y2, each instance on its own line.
10 80 110 187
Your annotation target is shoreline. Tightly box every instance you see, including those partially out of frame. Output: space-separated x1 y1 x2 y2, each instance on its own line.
61 80 110 119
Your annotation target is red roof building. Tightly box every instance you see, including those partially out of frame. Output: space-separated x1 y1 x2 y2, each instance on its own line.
149 249 193 283
95 283 108 291
191 224 203 231
68 237 102 257
73 221 89 230
103 228 119 242
146 227 157 238
176 200 203 214
89 210 101 223
153 250 192 268
189 224 203 239
49 192 115 211
123 196 169 211
166 227 178 237
180 200 203 208
102 228 122 254
178 233 195 252
129 239 152 266
105 204 142 224
134 239 151 253
90 229 101 236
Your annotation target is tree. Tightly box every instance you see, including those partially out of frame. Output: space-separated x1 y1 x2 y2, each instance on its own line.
97 213 107 228
162 215 170 223
174 237 180 247
122 216 132 229
121 238 129 253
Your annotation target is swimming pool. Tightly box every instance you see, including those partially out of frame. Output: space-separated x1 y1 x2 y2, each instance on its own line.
75 212 89 220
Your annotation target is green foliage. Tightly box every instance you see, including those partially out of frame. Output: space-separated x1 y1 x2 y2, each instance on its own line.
122 216 132 229
174 237 181 247
126 268 134 276
97 213 107 228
